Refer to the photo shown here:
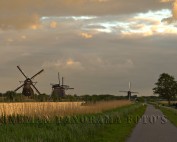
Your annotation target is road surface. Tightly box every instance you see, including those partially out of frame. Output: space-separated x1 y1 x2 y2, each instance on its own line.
127 105 177 142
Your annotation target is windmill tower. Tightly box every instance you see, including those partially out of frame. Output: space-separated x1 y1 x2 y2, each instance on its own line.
119 81 138 100
51 73 74 97
14 66 44 96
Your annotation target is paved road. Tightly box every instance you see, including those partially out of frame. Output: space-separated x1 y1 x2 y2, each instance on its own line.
127 105 177 142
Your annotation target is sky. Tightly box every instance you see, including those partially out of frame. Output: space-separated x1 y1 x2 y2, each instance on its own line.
0 0 177 96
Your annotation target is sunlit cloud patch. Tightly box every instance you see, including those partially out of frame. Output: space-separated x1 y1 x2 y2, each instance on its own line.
37 9 176 37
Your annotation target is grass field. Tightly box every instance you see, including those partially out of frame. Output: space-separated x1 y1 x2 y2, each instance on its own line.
0 102 146 142
157 101 177 106
160 106 177 127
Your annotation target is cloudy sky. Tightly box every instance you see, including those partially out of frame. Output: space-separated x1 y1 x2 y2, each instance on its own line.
0 0 177 96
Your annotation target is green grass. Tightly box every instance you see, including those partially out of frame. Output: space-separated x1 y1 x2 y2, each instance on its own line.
160 106 177 127
0 103 146 142
92 104 146 142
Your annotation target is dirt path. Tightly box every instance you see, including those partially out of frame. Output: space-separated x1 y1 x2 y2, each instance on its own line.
127 105 177 142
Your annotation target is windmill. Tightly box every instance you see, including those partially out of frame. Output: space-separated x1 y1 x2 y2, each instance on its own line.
14 66 44 96
119 82 138 100
51 73 74 97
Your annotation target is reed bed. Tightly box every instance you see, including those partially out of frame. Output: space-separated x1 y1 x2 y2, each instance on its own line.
0 100 132 118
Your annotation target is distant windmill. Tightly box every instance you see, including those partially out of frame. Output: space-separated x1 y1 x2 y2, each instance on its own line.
14 66 44 96
119 82 138 100
51 73 74 97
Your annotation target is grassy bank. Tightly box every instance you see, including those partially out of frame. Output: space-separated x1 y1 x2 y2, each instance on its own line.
0 103 146 142
160 106 177 126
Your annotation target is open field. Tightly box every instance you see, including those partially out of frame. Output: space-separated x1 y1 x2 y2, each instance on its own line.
0 100 146 142
160 106 177 127
0 100 132 118
158 101 177 105
0 103 146 142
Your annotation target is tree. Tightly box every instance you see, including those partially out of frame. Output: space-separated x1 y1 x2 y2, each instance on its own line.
4 91 16 102
153 73 177 105
37 93 49 102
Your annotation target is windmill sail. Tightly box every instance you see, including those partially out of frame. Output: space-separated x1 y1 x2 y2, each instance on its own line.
129 81 131 91
58 72 60 85
51 73 74 98
119 82 138 100
14 66 44 96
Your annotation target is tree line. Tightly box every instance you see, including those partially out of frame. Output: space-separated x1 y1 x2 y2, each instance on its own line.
0 92 132 102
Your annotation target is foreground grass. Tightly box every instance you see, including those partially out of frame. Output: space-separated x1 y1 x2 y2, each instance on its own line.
0 103 146 142
160 106 177 126
94 104 146 142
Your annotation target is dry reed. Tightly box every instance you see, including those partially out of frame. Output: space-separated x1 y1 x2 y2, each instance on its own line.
0 100 132 118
